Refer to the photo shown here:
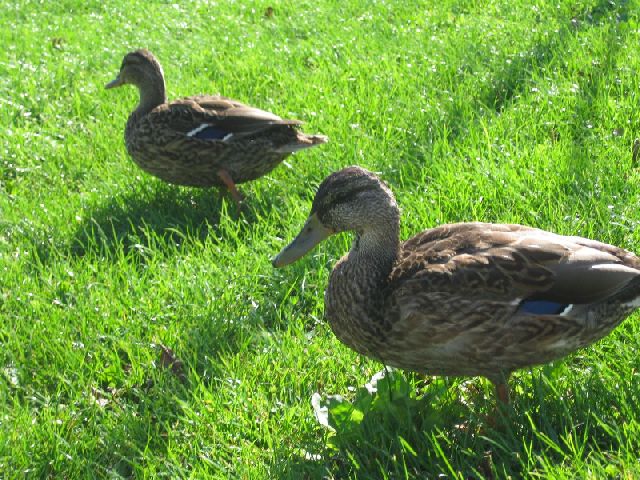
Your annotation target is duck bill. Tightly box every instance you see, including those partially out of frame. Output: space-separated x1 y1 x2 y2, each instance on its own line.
272 213 333 268
105 75 124 89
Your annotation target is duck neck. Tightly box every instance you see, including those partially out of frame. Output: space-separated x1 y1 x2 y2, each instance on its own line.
349 223 400 282
327 219 400 356
134 77 167 116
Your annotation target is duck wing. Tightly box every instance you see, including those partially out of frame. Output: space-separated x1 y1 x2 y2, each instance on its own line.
388 222 640 320
148 95 301 141
377 222 640 375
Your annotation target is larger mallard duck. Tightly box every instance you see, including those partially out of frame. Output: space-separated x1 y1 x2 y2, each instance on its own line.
106 49 327 204
273 166 640 404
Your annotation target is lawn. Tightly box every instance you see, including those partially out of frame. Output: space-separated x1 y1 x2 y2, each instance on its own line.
2 0 640 477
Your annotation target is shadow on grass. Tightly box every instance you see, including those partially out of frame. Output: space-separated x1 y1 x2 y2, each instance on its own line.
63 181 276 262
480 0 629 124
69 184 224 258
270 363 639 479
387 0 630 189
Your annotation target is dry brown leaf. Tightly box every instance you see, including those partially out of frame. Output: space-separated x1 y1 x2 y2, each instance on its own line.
159 344 186 382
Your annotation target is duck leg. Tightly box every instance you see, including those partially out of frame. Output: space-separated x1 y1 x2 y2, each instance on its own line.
488 372 511 405
217 169 244 206
486 375 511 429
494 382 510 405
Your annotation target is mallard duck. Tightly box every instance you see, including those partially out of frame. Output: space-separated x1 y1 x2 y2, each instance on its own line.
105 49 328 204
273 166 640 404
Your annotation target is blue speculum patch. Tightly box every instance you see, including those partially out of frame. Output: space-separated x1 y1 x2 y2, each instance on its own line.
193 126 229 140
518 300 569 315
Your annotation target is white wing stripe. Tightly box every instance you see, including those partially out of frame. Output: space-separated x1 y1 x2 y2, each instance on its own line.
186 124 210 137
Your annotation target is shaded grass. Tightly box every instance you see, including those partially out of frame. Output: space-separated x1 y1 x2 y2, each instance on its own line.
2 0 640 477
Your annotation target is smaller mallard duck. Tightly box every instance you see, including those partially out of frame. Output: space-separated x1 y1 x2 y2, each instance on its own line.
273 166 640 405
106 49 327 204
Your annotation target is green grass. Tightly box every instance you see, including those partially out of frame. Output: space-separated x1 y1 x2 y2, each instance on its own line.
2 0 640 477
